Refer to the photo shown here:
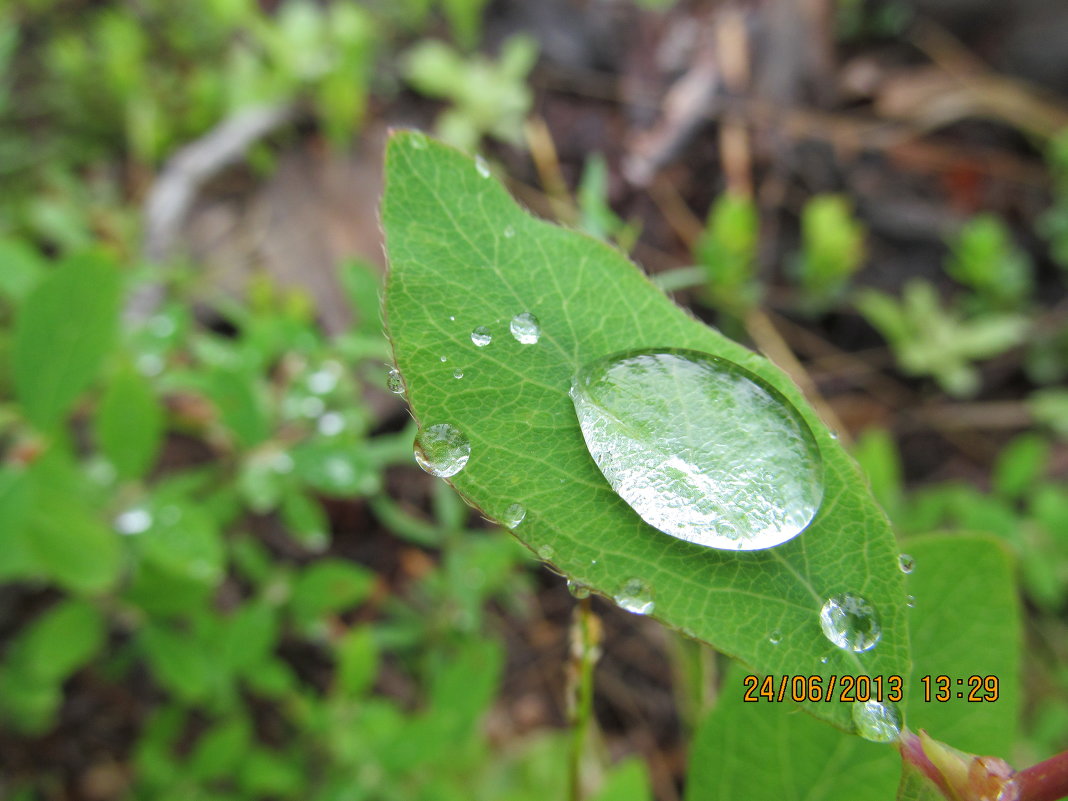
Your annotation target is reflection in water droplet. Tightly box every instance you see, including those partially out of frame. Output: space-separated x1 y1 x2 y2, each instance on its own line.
852 700 902 743
504 225 515 238
819 594 881 652
453 369 464 379
819 656 830 664
906 595 916 609
115 508 152 535
471 326 492 347
568 580 590 599
614 577 654 615
769 630 783 645
537 544 555 560
569 349 823 550
414 424 471 477
502 503 526 528
475 155 491 178
898 553 915 574
387 368 404 394
510 312 541 344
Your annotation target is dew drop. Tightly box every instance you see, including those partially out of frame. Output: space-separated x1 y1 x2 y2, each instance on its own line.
537 543 555 561
852 700 902 743
475 155 491 178
503 225 515 238
414 424 471 477
567 579 591 599
386 368 404 394
448 315 456 322
409 133 428 149
502 503 526 528
510 312 541 344
898 553 915 574
819 594 881 653
471 326 492 347
440 355 448 363
769 630 783 645
569 349 823 550
819 656 830 664
614 577 654 615
453 369 464 379
906 594 916 609
115 508 152 535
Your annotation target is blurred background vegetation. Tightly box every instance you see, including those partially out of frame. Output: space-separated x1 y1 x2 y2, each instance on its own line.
1 0 1067 799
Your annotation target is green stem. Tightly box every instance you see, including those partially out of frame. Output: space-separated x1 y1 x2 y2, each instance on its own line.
568 598 597 801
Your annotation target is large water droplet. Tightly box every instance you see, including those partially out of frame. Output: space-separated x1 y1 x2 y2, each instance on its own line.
614 577 654 615
898 553 915 574
502 503 526 528
852 700 902 743
414 424 471 477
387 368 404 394
819 594 881 653
569 349 824 550
510 312 541 344
471 326 492 347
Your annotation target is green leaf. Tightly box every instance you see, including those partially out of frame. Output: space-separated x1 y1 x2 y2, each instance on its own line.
13 251 122 429
992 433 1049 501
334 625 378 698
95 366 165 480
289 559 375 628
383 132 908 729
27 484 121 594
0 237 46 303
684 534 1020 800
189 717 252 782
6 599 106 685
140 624 212 703
591 758 653 801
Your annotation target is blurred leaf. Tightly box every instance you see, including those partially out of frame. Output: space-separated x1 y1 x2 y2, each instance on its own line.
7 599 106 685
1029 389 1068 438
945 215 1032 308
0 467 34 581
189 717 252 782
340 258 384 334
695 192 760 315
794 194 865 308
992 434 1049 501
218 602 278 676
140 624 212 703
383 132 909 731
134 497 225 586
290 559 375 628
853 428 904 519
280 489 330 551
0 238 46 303
334 625 378 698
204 367 270 448
26 480 121 594
291 440 379 497
13 251 122 429
95 365 165 480
591 758 653 801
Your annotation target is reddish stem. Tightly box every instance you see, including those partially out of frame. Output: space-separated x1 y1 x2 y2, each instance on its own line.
1015 751 1068 801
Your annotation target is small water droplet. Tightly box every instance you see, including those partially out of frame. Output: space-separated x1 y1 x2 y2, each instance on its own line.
475 155 491 178
829 430 840 440
471 326 492 347
502 503 526 528
115 508 152 535
453 369 464 379
819 656 829 664
414 423 471 477
448 315 456 322
410 133 428 149
906 594 916 608
387 368 404 394
537 544 555 560
852 700 902 743
898 553 915 574
819 594 881 653
440 355 448 363
570 349 823 550
510 312 541 344
614 577 654 615
567 580 591 599
769 630 783 645
503 225 515 238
